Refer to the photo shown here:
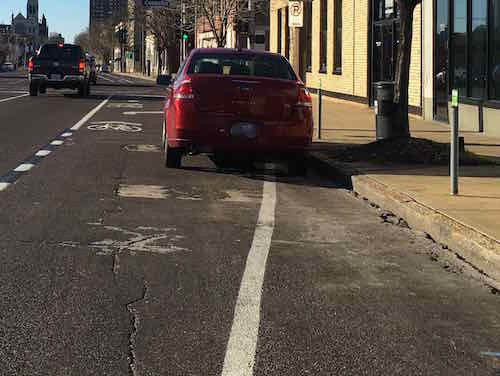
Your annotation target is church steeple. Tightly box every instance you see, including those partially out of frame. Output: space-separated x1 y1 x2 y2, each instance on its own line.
27 0 38 22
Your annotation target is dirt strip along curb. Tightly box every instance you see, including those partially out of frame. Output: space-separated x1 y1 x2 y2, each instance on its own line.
308 151 500 286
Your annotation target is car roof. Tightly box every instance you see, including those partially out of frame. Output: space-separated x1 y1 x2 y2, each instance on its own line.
190 48 283 58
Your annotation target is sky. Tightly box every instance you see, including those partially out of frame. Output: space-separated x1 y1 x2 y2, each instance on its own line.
0 0 89 43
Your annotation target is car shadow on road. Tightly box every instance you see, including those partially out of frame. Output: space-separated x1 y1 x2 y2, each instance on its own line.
179 164 343 190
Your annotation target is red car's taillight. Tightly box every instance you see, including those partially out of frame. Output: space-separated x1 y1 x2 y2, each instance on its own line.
28 58 34 72
79 60 85 73
296 87 312 108
173 79 194 100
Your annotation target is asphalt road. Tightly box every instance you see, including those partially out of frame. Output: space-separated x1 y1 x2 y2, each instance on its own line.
0 72 499 375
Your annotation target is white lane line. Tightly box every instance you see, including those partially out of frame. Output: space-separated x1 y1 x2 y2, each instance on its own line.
35 150 51 157
120 78 133 84
61 132 73 137
70 96 111 130
98 75 114 82
0 93 29 103
14 163 35 172
0 182 11 191
221 180 277 376
123 111 163 115
50 140 64 146
0 90 29 94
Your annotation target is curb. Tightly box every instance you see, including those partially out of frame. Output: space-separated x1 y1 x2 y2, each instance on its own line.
308 150 500 287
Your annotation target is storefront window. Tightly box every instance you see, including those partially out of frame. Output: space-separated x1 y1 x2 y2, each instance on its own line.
451 0 467 95
490 0 500 100
277 8 282 54
320 0 328 72
375 0 398 20
470 0 487 98
306 0 312 72
333 0 343 74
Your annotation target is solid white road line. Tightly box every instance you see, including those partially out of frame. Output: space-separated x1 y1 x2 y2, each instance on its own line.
70 96 111 131
0 182 11 191
221 180 277 376
123 111 163 115
35 150 51 157
0 93 29 103
14 163 35 172
0 90 29 94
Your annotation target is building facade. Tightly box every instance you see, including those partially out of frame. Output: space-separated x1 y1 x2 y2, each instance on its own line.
270 0 500 136
90 0 127 29
10 0 48 40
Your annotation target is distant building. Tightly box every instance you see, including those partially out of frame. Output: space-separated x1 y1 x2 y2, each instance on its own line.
90 0 127 29
10 0 49 41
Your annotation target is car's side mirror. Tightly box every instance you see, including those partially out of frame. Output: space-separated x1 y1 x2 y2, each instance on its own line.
157 74 172 86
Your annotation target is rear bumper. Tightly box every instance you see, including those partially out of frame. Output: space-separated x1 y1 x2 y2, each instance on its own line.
167 123 313 154
30 73 85 88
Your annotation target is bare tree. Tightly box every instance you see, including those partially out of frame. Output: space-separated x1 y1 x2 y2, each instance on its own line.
148 0 268 48
74 28 90 53
89 23 115 63
393 0 421 138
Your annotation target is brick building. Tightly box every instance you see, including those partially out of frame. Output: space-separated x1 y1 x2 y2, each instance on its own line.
270 0 500 137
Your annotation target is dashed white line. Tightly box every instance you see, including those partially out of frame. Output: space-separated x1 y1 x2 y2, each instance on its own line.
35 150 51 157
14 163 35 172
0 182 11 191
0 93 29 103
221 180 277 376
61 132 73 137
50 140 64 146
70 96 111 130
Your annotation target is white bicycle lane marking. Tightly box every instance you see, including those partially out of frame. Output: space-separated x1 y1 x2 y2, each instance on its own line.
87 121 143 132
222 179 277 376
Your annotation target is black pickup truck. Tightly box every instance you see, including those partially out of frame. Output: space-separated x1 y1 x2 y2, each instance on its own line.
28 43 91 97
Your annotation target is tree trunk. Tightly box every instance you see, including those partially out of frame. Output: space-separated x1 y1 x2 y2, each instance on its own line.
393 1 415 138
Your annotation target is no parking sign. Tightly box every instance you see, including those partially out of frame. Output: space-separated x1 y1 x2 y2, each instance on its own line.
289 1 304 28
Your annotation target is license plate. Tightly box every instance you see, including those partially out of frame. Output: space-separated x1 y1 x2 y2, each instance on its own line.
50 74 62 81
230 122 257 139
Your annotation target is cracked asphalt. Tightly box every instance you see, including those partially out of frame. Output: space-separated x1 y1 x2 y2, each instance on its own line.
0 72 499 375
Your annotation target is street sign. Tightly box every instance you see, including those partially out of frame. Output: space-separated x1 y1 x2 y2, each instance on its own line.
143 0 169 7
289 1 304 28
452 89 458 108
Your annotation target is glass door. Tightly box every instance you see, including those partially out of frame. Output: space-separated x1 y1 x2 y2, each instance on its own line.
434 0 450 122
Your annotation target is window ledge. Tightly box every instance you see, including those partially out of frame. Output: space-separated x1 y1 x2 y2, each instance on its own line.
484 100 500 110
318 70 327 74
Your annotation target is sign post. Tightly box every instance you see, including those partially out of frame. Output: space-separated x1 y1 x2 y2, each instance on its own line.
451 89 459 196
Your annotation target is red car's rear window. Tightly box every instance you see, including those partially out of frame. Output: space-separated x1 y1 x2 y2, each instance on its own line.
187 53 297 81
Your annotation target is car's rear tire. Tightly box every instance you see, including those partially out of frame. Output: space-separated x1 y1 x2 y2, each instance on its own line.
39 86 46 94
86 81 91 97
288 153 308 176
164 142 182 168
77 82 84 97
29 82 38 96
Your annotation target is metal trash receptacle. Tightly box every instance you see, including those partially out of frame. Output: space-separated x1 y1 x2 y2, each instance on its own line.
374 81 395 140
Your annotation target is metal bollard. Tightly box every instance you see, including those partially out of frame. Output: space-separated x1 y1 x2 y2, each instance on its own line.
318 80 322 140
451 89 459 195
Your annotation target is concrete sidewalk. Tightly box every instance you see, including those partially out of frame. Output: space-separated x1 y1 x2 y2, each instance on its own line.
113 71 157 83
309 94 500 284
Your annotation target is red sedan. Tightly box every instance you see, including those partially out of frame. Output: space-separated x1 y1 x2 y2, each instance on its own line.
162 48 313 174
